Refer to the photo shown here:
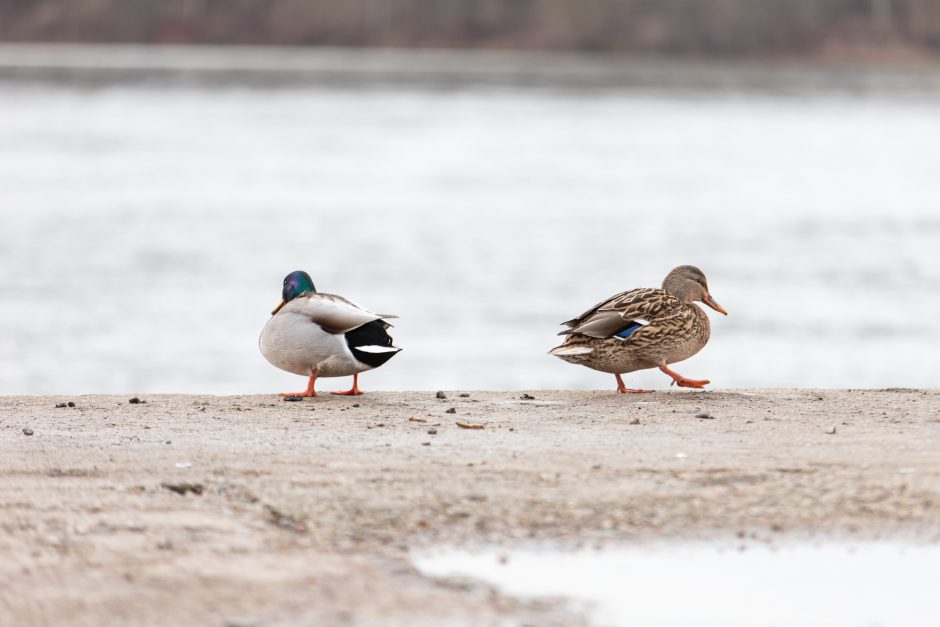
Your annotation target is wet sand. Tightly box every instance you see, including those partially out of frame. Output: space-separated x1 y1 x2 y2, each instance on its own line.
1 390 938 626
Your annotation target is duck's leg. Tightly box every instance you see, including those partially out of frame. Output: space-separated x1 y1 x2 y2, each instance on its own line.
659 365 710 389
615 373 653 394
279 372 318 397
332 373 363 396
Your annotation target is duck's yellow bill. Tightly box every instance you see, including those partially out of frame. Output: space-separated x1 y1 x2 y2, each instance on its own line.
702 294 728 315
271 299 287 315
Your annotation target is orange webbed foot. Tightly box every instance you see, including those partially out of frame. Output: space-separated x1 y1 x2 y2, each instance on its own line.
671 378 710 389
615 374 654 394
278 374 318 397
330 374 363 396
659 365 710 389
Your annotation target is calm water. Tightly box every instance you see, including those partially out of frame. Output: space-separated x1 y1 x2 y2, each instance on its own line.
414 542 940 627
2 49 939 394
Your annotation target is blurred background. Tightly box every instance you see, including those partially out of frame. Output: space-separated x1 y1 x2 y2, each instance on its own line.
1 1 938 394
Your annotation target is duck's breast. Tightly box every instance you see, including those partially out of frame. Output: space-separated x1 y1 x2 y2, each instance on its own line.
660 304 711 366
259 312 363 378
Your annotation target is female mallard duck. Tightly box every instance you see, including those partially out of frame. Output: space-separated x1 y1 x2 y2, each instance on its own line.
549 265 727 393
259 271 401 397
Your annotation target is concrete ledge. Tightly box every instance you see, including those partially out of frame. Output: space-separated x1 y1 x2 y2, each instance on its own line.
2 390 938 625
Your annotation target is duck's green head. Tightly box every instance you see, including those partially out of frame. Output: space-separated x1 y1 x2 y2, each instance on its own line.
271 270 316 315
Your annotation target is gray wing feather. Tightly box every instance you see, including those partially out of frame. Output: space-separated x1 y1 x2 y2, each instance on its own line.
283 293 393 334
558 310 629 338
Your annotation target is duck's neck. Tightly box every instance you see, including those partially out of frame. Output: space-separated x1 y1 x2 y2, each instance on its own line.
662 279 697 304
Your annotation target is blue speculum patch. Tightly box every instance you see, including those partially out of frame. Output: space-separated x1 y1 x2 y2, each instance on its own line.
615 323 642 338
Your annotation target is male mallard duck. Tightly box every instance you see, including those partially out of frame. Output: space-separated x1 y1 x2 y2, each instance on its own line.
259 271 401 397
549 265 727 392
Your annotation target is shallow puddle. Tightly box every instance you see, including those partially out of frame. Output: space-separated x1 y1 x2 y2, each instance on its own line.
414 542 940 626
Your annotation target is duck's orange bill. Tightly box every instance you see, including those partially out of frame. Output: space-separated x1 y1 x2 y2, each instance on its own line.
702 294 728 315
272 299 287 315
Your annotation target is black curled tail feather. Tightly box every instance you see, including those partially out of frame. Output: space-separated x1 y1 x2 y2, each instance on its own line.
345 320 401 368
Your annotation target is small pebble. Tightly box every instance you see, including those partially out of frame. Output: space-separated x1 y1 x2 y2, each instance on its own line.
825 425 837 435
459 393 470 398
445 407 456 414
161 481 203 495
428 428 438 435
55 403 67 408
22 427 34 436
628 417 641 425
129 397 141 404
67 401 75 408
696 412 715 420
282 395 303 402
435 391 447 399
352 403 360 408
520 393 535 400
421 441 431 446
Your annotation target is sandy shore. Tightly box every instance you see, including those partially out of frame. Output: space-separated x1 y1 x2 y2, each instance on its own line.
2 389 938 626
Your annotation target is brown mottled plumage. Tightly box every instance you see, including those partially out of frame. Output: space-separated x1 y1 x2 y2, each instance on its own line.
549 265 727 392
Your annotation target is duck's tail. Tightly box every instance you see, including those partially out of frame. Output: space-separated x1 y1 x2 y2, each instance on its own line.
346 320 401 368
548 344 594 357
